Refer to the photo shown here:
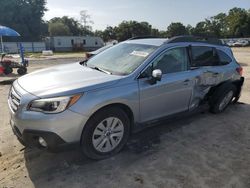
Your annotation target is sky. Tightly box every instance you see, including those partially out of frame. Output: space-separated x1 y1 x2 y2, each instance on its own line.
44 0 250 31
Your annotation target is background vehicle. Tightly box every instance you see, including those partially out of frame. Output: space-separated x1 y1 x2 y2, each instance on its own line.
226 40 236 47
84 44 115 60
8 36 244 159
233 40 249 47
226 39 249 47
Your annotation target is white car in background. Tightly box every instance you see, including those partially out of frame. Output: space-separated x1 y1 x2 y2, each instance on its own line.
226 40 236 47
235 40 249 47
227 39 249 47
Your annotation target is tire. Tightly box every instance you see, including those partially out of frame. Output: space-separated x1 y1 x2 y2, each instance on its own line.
81 107 130 160
232 95 240 104
17 67 27 75
231 86 242 104
4 67 13 75
209 84 237 114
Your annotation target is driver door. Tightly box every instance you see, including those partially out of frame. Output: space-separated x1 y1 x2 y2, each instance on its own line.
138 47 194 123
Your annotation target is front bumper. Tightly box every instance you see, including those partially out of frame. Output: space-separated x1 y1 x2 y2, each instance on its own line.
10 108 87 149
9 109 89 149
8 81 90 149
10 121 66 149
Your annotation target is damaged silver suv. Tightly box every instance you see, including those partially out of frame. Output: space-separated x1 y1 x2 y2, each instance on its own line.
8 36 244 159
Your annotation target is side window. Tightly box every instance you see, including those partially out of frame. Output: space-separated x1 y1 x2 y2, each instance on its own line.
217 50 232 65
153 47 188 74
191 46 218 67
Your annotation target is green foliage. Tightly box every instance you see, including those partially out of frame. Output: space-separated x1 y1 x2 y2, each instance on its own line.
0 0 47 41
0 0 249 42
49 17 81 36
95 26 117 42
191 8 250 38
48 22 71 36
114 21 152 41
95 21 169 42
48 15 94 37
166 22 188 37
226 8 249 37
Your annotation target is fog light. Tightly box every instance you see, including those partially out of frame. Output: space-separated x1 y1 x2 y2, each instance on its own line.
38 137 47 147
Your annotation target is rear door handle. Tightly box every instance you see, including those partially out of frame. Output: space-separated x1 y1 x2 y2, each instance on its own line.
204 71 219 75
183 79 190 85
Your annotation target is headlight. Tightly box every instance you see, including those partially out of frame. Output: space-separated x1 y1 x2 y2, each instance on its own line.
28 94 82 114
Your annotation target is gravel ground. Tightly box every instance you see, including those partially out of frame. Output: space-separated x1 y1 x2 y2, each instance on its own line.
0 49 250 188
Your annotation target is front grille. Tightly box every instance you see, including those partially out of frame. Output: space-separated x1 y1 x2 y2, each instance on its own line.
9 86 21 112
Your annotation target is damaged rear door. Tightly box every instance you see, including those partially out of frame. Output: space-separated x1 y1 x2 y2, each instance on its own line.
188 45 228 108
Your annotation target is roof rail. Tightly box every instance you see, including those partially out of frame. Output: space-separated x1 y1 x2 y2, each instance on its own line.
166 35 225 46
128 36 159 40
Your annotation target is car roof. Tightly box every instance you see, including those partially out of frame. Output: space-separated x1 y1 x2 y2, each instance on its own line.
125 38 168 46
124 37 232 58
125 36 227 48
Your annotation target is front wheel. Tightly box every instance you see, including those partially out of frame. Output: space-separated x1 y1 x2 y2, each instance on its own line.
81 107 130 160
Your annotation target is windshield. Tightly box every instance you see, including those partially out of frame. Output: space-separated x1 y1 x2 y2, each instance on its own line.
86 42 157 75
92 44 113 54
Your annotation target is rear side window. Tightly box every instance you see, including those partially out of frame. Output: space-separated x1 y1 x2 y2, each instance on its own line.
217 50 232 65
191 46 218 67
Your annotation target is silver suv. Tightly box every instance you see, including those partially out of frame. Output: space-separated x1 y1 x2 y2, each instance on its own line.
8 36 244 159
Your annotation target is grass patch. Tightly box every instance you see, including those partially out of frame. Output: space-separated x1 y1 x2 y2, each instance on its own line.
25 52 42 58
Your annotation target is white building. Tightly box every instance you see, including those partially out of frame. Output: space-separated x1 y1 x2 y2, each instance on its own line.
0 42 46 53
45 36 104 52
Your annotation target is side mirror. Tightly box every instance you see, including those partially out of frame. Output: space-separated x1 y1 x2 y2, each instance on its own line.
152 69 162 81
149 69 162 84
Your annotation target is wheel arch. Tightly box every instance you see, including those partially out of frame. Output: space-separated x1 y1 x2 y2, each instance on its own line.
204 80 239 102
81 103 135 139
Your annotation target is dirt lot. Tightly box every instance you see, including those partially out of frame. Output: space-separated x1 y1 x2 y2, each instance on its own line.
0 49 250 188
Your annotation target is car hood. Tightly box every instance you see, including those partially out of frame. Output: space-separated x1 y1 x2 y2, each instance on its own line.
17 62 122 97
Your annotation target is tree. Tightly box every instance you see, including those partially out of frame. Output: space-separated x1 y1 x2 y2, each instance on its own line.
226 8 249 37
50 16 82 36
80 10 94 34
150 28 160 37
48 22 71 36
211 13 228 37
166 22 188 37
0 0 47 41
186 24 193 35
191 8 250 38
192 19 221 37
192 21 207 36
101 26 117 41
115 21 152 41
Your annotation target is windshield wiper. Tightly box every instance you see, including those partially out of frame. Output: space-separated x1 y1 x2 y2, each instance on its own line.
79 59 88 66
80 62 112 75
91 66 112 75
